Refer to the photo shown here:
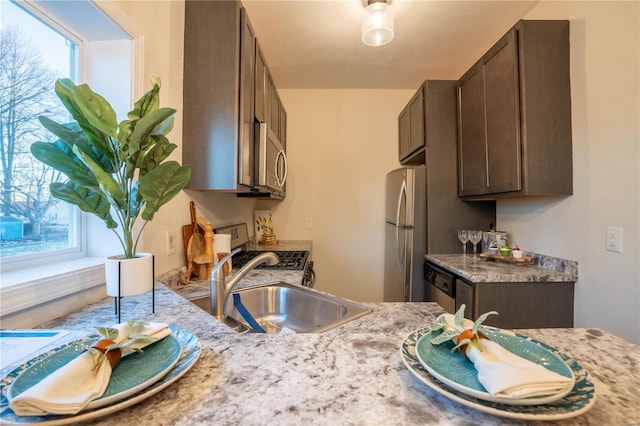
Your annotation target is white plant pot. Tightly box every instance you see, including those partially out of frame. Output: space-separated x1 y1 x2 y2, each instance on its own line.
105 253 154 297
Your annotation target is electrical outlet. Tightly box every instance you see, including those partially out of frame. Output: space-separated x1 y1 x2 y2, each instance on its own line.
305 217 313 229
166 230 176 255
606 226 623 253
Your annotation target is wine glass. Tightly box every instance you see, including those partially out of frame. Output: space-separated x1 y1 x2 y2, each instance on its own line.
457 230 469 255
469 230 483 256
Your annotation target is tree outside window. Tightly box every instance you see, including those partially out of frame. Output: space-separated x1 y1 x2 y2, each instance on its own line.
0 1 78 259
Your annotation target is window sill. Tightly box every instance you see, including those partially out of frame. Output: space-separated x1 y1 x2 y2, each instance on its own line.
1 258 106 317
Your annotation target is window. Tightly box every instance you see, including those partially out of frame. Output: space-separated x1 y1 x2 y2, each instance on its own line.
1 0 144 325
1 0 140 273
0 0 82 269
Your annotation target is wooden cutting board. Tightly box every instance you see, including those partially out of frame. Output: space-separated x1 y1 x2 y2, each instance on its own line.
182 201 197 266
182 232 204 283
479 253 534 265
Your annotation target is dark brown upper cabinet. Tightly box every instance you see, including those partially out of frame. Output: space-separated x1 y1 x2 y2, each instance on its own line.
183 1 286 196
457 20 573 199
280 103 287 149
255 41 286 144
183 1 256 191
254 44 267 125
398 86 426 164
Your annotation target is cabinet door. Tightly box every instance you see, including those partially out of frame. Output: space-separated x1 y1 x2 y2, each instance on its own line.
184 1 245 191
483 30 522 194
280 104 287 149
238 9 255 187
455 279 474 318
264 71 275 132
398 86 425 163
457 66 487 196
254 44 266 123
398 106 411 160
270 84 280 139
408 90 424 155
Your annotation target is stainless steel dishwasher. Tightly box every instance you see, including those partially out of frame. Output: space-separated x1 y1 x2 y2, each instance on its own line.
424 260 456 313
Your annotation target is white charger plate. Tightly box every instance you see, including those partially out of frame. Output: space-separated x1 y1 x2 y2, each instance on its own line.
415 327 574 405
401 327 597 421
0 326 201 425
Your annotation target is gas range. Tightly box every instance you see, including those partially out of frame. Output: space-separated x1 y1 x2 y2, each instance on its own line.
214 223 316 287
233 250 309 271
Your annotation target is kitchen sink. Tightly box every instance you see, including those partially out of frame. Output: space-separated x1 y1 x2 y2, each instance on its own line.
189 282 372 333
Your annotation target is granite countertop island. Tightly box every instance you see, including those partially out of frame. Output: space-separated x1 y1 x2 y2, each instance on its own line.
2 271 638 425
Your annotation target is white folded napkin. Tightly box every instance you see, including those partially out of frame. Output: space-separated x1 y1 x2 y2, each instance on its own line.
9 322 170 416
466 337 574 399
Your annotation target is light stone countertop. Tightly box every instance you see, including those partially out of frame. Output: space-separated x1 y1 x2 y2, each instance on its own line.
426 253 578 283
4 273 638 425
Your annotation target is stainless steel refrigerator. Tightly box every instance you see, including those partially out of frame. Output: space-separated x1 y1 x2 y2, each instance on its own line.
384 166 426 302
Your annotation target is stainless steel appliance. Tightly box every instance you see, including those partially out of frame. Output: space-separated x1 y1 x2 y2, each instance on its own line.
255 122 287 198
424 261 456 313
384 163 495 302
214 223 315 288
384 166 426 301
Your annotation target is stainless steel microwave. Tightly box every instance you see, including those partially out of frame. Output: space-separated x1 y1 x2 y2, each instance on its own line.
255 122 287 197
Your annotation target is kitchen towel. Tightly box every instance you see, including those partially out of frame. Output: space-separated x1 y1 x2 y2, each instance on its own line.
9 322 170 416
466 337 575 399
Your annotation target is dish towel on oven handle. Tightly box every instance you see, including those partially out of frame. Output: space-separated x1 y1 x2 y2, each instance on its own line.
466 336 574 399
9 322 170 416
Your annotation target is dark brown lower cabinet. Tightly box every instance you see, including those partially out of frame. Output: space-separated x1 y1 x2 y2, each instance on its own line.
455 279 574 329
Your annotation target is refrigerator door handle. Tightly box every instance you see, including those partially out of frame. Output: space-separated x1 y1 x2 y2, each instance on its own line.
395 225 409 301
395 226 401 266
395 179 408 295
396 227 407 276
396 179 407 226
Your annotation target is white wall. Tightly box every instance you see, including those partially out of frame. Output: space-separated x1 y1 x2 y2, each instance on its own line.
273 90 412 301
496 2 639 343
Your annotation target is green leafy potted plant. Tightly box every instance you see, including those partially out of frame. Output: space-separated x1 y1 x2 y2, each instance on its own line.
31 76 191 296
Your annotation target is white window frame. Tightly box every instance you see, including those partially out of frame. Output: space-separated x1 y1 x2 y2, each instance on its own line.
1 0 145 326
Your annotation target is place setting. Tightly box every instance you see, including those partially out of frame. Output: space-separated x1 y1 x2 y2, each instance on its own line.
0 321 201 425
400 306 597 421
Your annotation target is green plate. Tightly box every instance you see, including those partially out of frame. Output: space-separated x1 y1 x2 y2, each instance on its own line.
401 327 597 421
416 328 574 405
8 333 182 410
1 327 200 425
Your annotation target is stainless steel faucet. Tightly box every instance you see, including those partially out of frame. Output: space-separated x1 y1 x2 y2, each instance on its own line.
210 248 279 321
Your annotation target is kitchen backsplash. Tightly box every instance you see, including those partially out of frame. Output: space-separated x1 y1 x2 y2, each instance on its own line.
530 253 578 278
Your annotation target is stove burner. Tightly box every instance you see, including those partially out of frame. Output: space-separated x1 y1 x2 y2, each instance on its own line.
232 250 309 271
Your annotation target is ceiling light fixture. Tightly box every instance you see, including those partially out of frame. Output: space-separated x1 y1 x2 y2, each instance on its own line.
361 0 394 47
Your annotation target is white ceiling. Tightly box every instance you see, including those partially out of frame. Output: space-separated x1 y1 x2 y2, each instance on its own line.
242 0 541 89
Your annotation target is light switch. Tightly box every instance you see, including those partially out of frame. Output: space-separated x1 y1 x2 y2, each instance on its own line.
166 230 176 255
